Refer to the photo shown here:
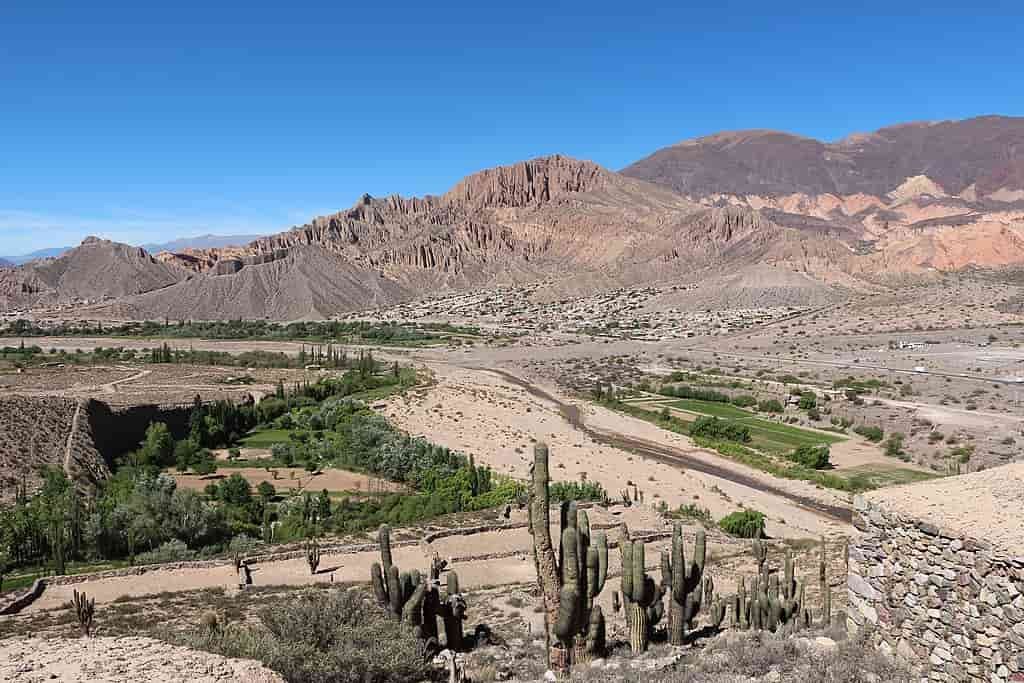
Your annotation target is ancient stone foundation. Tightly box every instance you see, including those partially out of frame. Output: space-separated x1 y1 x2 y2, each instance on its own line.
849 464 1024 682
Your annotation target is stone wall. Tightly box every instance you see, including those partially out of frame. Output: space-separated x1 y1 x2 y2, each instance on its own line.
849 495 1024 682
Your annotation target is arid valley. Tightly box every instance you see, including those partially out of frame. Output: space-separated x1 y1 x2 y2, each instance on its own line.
3 6 1024 679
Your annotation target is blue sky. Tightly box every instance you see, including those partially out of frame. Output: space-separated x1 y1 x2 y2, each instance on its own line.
2 1 1023 255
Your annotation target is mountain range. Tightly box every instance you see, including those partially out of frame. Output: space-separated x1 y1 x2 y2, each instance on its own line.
2 115 1023 320
0 234 264 266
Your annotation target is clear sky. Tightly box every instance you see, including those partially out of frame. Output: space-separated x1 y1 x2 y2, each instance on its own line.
2 0 1023 255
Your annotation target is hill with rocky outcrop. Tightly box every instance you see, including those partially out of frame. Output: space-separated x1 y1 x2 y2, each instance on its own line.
5 116 1024 320
622 115 1024 272
0 237 186 311
72 155 838 319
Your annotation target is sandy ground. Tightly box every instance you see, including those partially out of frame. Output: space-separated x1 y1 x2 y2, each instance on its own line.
21 509 609 612
173 466 404 495
19 504 843 625
383 363 852 539
865 463 1024 554
0 636 283 682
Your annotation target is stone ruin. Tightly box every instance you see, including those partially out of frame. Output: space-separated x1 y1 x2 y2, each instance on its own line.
849 463 1024 682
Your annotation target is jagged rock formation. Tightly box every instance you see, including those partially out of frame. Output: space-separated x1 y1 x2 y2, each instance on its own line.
5 117 1024 320
75 156 825 319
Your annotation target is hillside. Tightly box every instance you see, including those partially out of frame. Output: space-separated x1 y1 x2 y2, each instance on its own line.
621 116 1024 272
0 397 110 503
5 117 1024 320
0 237 186 310
622 115 1024 199
76 156 830 320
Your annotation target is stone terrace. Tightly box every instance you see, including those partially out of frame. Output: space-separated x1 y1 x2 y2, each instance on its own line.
849 464 1024 683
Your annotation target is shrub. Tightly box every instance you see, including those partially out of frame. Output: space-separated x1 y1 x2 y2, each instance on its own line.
668 503 714 525
797 392 817 410
689 416 751 443
718 509 766 538
757 399 784 413
787 444 831 469
162 588 428 683
884 433 905 458
730 395 757 408
136 539 195 565
549 480 607 503
854 425 884 442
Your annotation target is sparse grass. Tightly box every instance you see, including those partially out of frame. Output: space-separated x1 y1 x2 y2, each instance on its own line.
838 464 939 487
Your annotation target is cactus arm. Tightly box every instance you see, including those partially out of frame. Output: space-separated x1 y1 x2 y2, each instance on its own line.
594 531 608 594
379 524 393 572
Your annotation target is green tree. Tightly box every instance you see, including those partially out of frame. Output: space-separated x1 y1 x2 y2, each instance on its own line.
257 481 277 502
788 444 831 469
192 450 217 477
174 439 201 473
219 474 253 507
139 422 174 467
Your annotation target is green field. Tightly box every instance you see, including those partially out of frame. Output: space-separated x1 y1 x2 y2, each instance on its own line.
836 464 938 487
238 428 292 449
664 399 845 455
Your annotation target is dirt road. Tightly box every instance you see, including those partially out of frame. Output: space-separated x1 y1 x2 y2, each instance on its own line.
482 368 852 524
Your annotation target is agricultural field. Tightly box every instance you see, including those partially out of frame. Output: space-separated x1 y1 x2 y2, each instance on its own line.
625 396 846 455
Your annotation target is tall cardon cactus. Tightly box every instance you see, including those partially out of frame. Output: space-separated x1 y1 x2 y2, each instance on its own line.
660 523 706 645
620 533 665 654
528 443 609 677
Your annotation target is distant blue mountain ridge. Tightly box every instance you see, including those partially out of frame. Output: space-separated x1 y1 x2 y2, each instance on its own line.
1 233 264 265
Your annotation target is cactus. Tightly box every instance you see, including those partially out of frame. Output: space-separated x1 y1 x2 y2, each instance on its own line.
72 589 95 637
621 536 664 654
708 595 726 630
732 543 818 635
585 605 606 658
442 570 466 651
421 553 447 641
528 443 609 676
662 524 706 645
819 539 831 628
528 443 571 677
305 537 320 575
752 538 767 584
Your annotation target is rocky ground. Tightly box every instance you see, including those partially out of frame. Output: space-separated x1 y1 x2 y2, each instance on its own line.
0 635 283 682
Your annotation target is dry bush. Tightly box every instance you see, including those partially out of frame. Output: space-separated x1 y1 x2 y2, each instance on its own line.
578 630 912 682
160 587 430 683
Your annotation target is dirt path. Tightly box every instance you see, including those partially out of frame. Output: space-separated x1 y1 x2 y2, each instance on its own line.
482 367 852 524
61 400 84 478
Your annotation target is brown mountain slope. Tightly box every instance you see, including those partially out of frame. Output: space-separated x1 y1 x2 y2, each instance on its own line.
0 396 111 503
105 245 416 320
76 156 833 320
0 236 186 310
622 115 1024 198
622 116 1024 272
